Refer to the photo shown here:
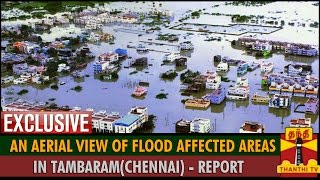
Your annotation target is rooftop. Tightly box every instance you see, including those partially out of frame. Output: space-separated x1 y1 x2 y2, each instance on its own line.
114 114 140 126
176 119 191 126
242 121 263 132
306 97 319 104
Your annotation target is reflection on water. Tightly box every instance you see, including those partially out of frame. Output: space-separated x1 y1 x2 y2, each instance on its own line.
305 113 319 124
211 101 226 113
268 108 291 118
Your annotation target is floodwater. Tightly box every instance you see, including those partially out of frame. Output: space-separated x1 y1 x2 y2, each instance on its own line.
1 1 319 133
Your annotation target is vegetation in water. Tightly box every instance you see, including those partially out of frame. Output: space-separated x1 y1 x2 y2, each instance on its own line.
156 93 168 99
133 115 156 133
161 71 178 80
72 85 82 92
17 89 29 95
50 84 59 90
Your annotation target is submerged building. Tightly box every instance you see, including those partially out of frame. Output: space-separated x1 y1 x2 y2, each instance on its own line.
268 94 291 109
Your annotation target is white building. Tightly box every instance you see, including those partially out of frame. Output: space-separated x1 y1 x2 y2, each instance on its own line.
163 52 180 62
236 77 249 88
1 76 14 84
203 71 221 90
190 118 211 133
57 63 70 72
31 74 49 84
114 106 148 133
252 41 272 51
179 41 194 51
92 112 121 133
13 77 28 84
226 86 249 100
2 99 47 111
217 61 229 72
98 52 119 62
261 62 274 72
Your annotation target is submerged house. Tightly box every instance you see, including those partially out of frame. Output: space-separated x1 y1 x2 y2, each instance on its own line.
190 118 211 133
204 70 221 90
239 121 264 133
217 61 229 72
305 84 319 98
268 94 291 109
175 57 187 66
251 41 272 51
305 97 319 114
58 48 72 60
185 98 210 108
290 118 311 128
280 80 295 96
92 112 121 133
227 77 250 100
114 48 128 59
93 60 109 74
202 88 226 104
113 106 148 133
285 44 318 57
98 52 119 62
175 119 191 133
284 64 312 77
179 41 194 51
237 61 248 75
261 62 274 73
132 57 148 66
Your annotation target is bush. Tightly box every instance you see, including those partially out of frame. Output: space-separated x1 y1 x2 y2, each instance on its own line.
133 115 156 133
191 11 200 16
17 89 29 95
50 84 59 90
72 85 82 92
110 72 119 79
180 70 200 82
26 56 40 66
161 71 178 80
181 99 188 103
156 93 168 99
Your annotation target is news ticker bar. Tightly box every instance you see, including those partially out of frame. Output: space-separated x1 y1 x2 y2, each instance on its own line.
0 156 279 177
0 135 280 155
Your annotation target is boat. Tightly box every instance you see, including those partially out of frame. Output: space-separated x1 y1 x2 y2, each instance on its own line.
132 86 148 97
290 118 311 127
251 93 270 103
136 44 149 52
239 121 265 133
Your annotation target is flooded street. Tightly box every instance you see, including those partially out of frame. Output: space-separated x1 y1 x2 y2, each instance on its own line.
1 1 319 133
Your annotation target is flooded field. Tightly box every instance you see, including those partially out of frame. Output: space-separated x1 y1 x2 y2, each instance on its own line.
1 1 319 133
171 22 281 35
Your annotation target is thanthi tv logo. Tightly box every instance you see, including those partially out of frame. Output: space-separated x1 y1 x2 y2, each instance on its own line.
277 127 319 177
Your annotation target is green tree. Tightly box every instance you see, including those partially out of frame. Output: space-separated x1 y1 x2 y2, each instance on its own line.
45 2 63 14
47 48 58 57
